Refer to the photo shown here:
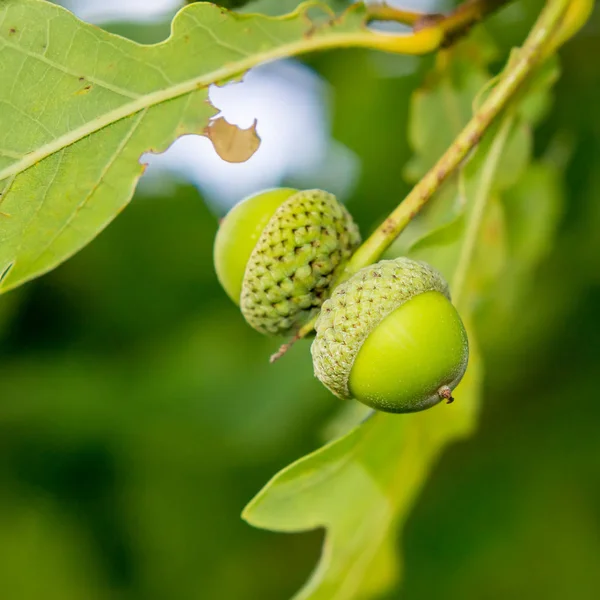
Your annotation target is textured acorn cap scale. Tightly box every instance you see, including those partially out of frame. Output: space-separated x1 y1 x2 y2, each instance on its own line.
240 190 360 335
311 258 458 402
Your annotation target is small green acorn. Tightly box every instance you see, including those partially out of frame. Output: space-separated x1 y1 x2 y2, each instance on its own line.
214 188 361 336
311 258 469 413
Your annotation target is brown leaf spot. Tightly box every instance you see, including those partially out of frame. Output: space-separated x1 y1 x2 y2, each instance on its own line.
304 24 317 39
9 27 16 35
204 117 261 164
76 84 92 96
381 217 396 235
413 13 443 32
469 131 482 145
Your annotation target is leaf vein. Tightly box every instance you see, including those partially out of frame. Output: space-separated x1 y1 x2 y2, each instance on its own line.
0 34 141 100
2 99 55 138
28 110 148 268
0 148 22 160
13 149 65 254
0 173 17 213
187 13 252 58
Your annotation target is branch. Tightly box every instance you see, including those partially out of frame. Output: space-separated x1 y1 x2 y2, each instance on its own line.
366 0 513 45
270 0 572 361
344 0 570 276
427 0 513 44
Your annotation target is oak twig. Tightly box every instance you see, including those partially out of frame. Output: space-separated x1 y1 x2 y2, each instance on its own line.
270 0 572 362
345 0 570 277
366 0 512 47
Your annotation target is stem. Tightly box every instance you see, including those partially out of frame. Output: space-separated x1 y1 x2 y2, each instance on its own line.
366 0 513 43
287 0 571 349
438 385 455 404
343 0 570 279
430 0 513 42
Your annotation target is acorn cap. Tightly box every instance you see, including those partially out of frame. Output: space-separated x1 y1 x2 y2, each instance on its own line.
241 190 361 335
311 258 450 400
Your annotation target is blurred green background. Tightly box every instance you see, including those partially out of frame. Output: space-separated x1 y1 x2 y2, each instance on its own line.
1 1 600 599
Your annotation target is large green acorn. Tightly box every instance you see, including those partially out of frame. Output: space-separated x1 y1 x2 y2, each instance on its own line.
311 258 469 413
214 188 361 336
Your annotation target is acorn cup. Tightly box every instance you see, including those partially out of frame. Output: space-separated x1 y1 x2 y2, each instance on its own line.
214 188 361 336
311 258 469 413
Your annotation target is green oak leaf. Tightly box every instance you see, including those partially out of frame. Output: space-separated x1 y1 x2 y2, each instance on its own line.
243 349 481 600
476 158 565 363
0 0 434 293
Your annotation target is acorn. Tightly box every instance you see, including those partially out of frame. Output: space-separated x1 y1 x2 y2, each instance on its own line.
214 188 361 335
311 258 469 413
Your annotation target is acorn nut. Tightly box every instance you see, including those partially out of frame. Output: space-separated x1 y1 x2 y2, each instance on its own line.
214 188 361 336
311 258 469 413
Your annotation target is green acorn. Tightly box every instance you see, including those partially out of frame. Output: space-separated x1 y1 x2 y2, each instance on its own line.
214 188 361 335
311 258 469 413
